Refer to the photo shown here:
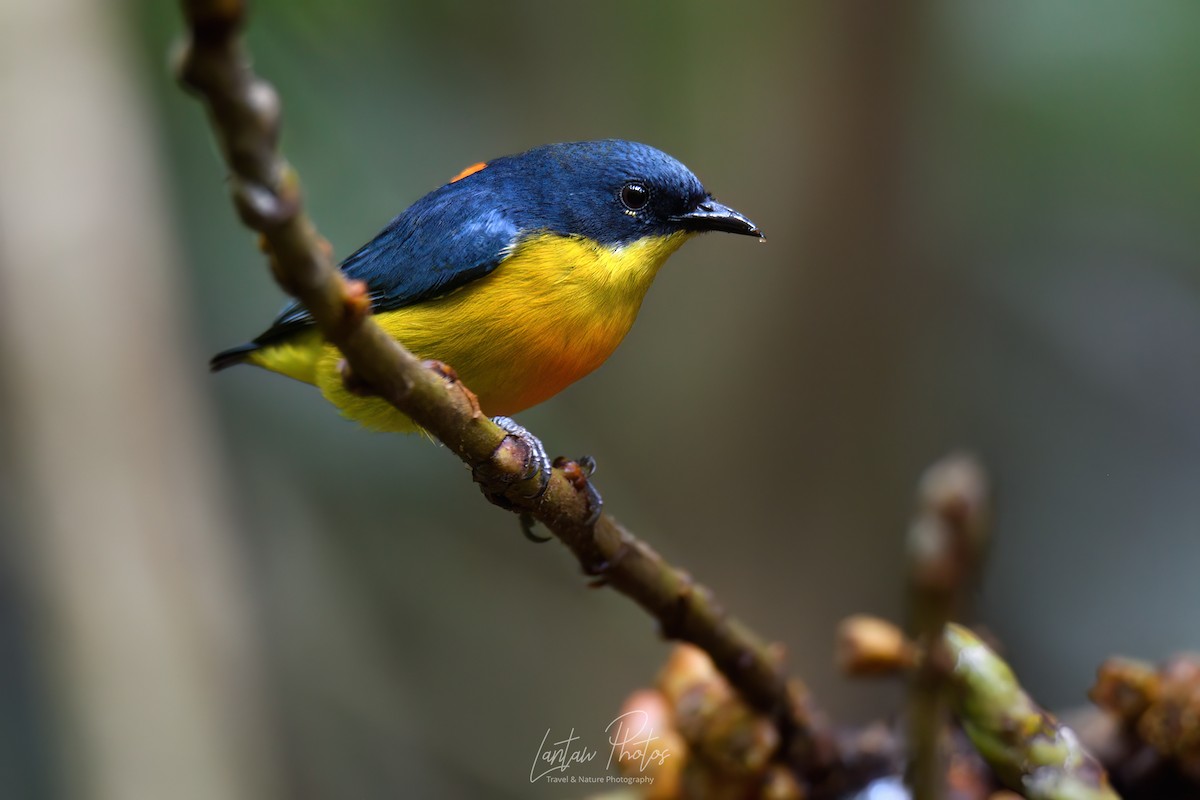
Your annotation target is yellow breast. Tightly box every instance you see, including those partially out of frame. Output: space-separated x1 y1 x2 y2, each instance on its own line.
287 231 691 432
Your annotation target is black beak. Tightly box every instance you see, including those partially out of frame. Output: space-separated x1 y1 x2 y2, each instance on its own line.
670 198 763 238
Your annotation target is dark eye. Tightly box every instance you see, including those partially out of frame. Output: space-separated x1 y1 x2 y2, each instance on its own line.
620 182 650 211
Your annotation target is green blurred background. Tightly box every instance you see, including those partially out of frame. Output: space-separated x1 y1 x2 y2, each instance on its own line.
1 1 1198 797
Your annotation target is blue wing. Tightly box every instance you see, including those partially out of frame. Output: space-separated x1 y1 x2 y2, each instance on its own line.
252 181 520 346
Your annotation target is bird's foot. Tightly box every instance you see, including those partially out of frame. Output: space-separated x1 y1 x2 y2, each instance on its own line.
487 418 602 541
490 414 552 498
475 416 554 543
554 454 604 526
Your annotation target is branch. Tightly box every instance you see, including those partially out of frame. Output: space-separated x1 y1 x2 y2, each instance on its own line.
174 0 835 785
1089 653 1200 790
837 618 1123 800
944 624 1121 800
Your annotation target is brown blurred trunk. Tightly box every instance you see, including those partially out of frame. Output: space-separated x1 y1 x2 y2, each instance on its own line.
791 1 928 571
0 3 277 799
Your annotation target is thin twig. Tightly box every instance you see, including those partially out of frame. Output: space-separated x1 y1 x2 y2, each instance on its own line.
906 454 989 799
174 0 836 785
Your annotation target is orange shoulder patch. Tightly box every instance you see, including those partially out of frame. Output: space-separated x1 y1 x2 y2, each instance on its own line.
449 161 487 183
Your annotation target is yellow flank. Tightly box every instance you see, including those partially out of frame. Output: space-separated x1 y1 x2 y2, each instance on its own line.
247 329 322 384
248 231 692 432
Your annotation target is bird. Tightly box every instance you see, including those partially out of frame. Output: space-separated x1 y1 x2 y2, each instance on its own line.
212 139 762 446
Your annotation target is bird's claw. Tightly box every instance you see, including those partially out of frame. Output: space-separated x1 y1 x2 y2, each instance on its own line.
491 415 551 500
553 454 604 526
491 416 553 543
520 512 552 544
582 482 603 526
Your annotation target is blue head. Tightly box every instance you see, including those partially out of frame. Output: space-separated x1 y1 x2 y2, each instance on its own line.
454 140 762 246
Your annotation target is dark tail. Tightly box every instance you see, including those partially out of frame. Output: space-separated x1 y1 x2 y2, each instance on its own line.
209 342 259 372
